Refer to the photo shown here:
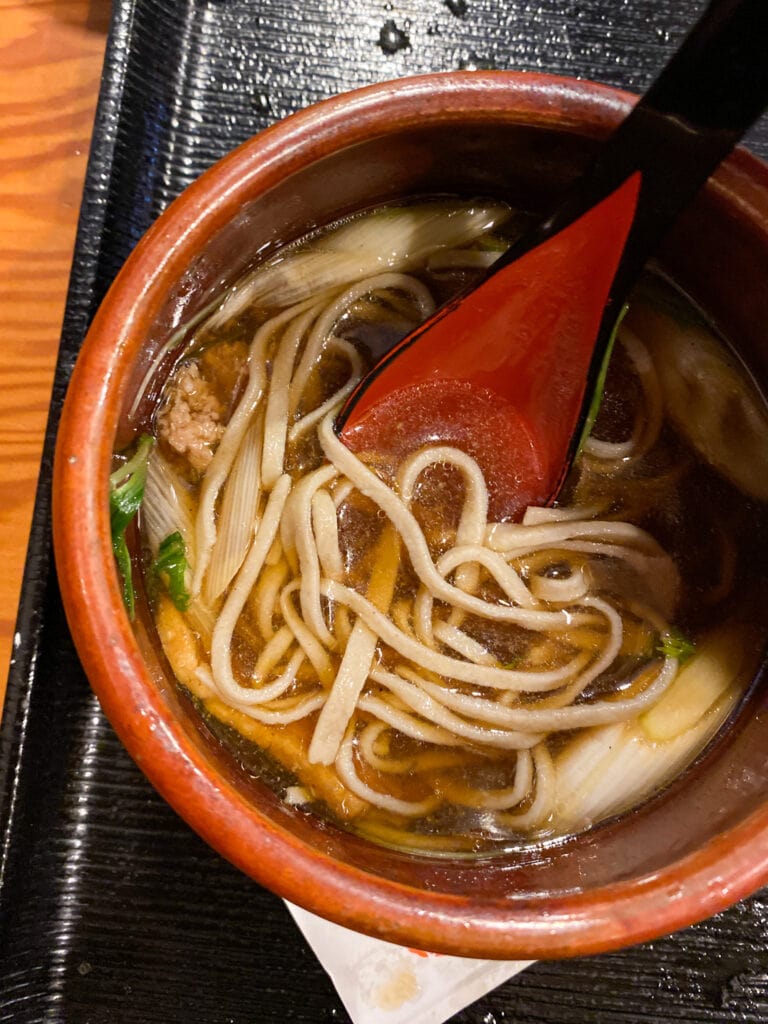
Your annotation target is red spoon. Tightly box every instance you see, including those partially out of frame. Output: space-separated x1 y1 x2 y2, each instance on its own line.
336 0 768 521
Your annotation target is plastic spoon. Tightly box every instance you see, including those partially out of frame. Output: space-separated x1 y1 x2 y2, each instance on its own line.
335 0 768 521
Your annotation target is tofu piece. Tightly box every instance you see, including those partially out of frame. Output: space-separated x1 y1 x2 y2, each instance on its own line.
154 596 367 820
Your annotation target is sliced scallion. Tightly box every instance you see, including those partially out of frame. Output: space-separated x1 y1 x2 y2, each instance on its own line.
109 434 154 618
153 531 191 612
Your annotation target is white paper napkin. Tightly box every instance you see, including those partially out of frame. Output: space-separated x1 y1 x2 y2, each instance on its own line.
286 901 533 1024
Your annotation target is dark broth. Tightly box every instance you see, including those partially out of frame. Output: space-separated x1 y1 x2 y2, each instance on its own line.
136 200 768 855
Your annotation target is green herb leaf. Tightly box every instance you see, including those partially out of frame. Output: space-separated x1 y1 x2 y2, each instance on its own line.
153 531 191 612
109 435 154 618
576 303 629 456
501 656 522 670
657 628 696 664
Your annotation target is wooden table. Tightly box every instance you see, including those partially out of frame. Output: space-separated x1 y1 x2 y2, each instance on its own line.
0 0 108 700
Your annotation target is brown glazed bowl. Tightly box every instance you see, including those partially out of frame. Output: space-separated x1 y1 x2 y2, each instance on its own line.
53 72 768 959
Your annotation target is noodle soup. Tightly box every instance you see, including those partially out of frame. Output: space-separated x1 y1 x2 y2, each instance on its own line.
121 199 768 854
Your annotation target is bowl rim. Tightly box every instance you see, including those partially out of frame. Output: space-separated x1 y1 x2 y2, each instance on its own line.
52 69 768 959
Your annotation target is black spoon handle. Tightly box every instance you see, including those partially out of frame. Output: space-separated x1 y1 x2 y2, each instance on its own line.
495 0 768 292
599 0 768 299
487 0 768 484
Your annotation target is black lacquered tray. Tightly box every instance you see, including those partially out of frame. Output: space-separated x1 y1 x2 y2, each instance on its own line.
3 0 768 1020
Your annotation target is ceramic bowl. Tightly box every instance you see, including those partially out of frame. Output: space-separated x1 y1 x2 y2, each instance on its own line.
53 72 768 959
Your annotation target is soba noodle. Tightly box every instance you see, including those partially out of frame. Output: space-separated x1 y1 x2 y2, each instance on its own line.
129 200 768 853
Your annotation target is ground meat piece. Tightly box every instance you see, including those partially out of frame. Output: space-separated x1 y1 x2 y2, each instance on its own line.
157 361 225 473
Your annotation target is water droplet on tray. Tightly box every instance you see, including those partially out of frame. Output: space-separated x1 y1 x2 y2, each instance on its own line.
458 51 496 71
254 91 271 114
378 19 410 55
445 0 468 16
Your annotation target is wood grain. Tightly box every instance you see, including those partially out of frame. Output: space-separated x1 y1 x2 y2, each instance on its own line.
0 0 108 699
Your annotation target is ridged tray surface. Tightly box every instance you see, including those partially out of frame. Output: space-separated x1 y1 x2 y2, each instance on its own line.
2 0 768 1020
